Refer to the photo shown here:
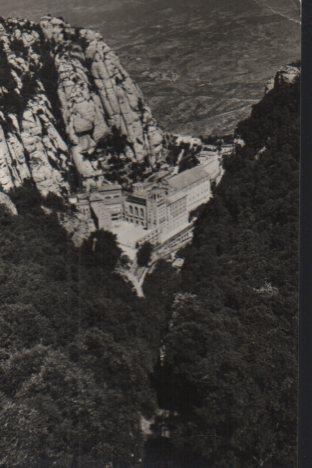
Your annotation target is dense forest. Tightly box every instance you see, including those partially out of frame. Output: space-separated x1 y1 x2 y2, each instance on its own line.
145 70 299 466
0 184 165 466
0 68 299 466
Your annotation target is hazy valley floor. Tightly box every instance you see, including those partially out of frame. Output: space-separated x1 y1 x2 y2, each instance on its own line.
0 0 300 136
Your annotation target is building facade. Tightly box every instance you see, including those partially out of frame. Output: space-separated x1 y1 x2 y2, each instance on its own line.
124 193 147 228
89 184 123 230
166 165 211 212
123 166 210 235
70 183 123 231
70 164 212 251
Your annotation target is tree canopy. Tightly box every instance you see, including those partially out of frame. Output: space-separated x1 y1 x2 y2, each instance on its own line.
147 69 299 467
137 241 153 267
0 183 159 466
0 66 299 466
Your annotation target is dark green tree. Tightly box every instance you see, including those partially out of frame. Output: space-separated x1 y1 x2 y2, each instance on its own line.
137 241 153 267
149 68 299 467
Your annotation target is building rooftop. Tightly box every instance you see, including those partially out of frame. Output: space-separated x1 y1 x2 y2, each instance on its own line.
147 169 172 183
167 165 209 191
90 197 123 206
167 190 187 204
126 194 147 206
95 183 122 191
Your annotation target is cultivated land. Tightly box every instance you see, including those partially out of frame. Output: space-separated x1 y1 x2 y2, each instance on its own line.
1 0 300 136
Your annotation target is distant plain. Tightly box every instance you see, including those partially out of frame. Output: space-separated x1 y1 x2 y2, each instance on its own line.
0 0 300 136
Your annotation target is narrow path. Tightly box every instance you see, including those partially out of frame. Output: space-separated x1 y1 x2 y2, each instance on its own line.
124 270 145 297
251 0 300 24
119 261 157 298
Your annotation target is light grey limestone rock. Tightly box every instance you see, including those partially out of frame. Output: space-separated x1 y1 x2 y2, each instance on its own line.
0 15 297 245
0 192 17 215
276 65 300 86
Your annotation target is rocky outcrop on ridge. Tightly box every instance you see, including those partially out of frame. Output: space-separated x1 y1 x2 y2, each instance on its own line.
0 15 163 201
265 64 300 94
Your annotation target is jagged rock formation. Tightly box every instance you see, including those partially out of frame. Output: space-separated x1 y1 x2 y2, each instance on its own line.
265 64 300 94
0 15 163 201
0 15 299 245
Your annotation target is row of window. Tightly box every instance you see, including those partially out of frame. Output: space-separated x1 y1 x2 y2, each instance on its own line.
170 205 185 217
124 217 146 227
187 186 209 199
104 194 120 200
127 204 145 218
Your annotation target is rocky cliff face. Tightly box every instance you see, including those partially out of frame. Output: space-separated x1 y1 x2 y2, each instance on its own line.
265 64 300 95
0 15 163 200
0 15 299 243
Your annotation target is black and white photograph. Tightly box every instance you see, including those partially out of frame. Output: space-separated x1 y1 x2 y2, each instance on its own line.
0 0 301 466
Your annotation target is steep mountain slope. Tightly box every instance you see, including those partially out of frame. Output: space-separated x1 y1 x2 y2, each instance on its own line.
0 183 162 466
0 1 300 136
145 64 299 466
0 15 163 199
0 10 299 463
